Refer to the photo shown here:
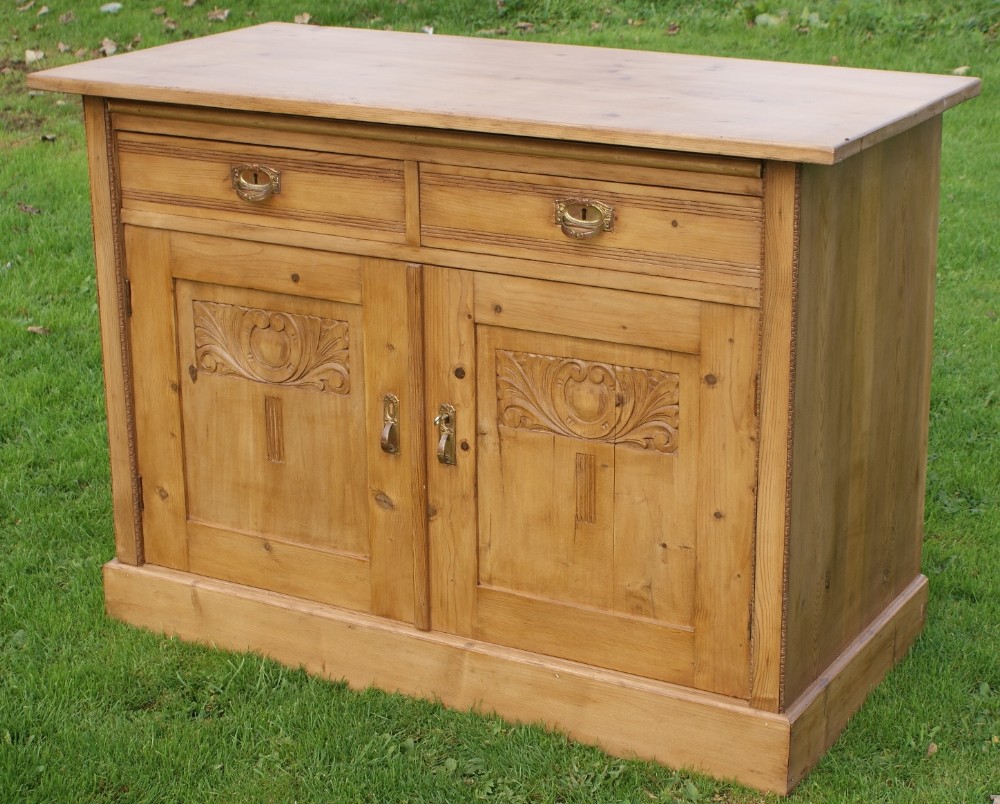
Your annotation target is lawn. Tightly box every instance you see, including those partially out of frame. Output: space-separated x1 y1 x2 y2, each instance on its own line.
2 1 998 801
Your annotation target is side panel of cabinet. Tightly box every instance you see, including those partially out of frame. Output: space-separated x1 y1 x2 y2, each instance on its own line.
426 268 757 698
126 227 426 623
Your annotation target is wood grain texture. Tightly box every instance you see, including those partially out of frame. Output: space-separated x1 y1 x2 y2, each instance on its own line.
119 208 760 308
83 97 142 565
423 266 478 635
109 101 764 186
125 225 188 569
362 260 428 627
785 575 928 790
750 160 799 712
421 164 762 287
104 560 794 794
29 24 979 163
116 131 406 243
783 118 942 704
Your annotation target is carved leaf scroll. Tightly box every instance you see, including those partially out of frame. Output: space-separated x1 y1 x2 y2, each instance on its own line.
496 349 679 452
193 300 350 394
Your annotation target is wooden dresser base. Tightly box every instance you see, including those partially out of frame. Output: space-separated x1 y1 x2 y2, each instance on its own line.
104 560 927 794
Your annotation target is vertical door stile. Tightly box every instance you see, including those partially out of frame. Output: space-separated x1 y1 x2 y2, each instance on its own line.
424 265 478 636
363 259 428 626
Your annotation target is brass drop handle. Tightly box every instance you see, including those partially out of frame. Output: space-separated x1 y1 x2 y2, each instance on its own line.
434 404 457 466
380 394 400 455
231 163 281 202
555 198 614 240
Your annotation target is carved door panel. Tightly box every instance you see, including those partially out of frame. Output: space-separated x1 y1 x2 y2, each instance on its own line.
126 226 427 625
425 268 758 697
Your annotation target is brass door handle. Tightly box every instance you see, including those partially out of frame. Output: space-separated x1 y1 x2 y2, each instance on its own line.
232 163 281 202
380 394 400 454
554 198 614 239
434 404 456 465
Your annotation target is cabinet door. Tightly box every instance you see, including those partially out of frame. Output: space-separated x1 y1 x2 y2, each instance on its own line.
126 226 427 625
425 268 757 698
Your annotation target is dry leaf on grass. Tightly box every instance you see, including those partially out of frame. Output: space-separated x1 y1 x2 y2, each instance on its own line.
37 5 50 16
100 2 123 13
17 1 35 12
24 49 45 64
207 7 229 21
59 10 75 23
99 38 118 56
27 326 50 335
293 12 311 24
163 17 177 30
151 6 166 14
18 202 43 214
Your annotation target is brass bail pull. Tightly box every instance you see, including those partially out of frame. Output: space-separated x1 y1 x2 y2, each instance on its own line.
380 394 400 454
434 404 456 466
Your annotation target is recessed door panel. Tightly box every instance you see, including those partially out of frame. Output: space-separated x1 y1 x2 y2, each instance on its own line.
426 267 757 697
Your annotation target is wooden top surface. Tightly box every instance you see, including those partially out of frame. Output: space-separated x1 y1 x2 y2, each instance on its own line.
27 23 979 164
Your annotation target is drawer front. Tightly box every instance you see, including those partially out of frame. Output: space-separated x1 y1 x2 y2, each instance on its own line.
117 131 406 243
421 165 762 288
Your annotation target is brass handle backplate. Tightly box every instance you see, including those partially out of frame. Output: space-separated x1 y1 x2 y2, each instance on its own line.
434 404 456 466
232 163 281 202
380 394 400 455
554 198 614 240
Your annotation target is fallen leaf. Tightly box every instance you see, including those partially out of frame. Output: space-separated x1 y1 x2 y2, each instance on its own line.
952 65 971 76
514 21 534 32
59 10 76 23
37 5 50 15
18 202 42 214
162 16 177 30
755 12 783 27
421 25 434 34
590 21 602 32
206 7 229 21
27 325 50 335
24 49 45 65
477 27 507 36
293 12 311 24
99 37 118 56
926 742 938 758
183 0 198 7
151 6 165 14
665 22 680 35
0 66 13 76
40 133 57 142
17 1 36 11
57 41 71 52
627 18 645 26
74 47 89 58
100 2 123 12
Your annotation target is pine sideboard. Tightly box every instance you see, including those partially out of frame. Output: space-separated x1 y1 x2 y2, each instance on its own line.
28 24 979 793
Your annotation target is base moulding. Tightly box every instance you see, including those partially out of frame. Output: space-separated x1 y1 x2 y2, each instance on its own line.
104 560 928 795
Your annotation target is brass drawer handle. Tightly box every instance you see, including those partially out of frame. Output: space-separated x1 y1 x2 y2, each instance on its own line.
231 163 281 202
555 198 614 240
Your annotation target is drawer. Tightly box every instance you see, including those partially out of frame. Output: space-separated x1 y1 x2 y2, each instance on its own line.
420 164 762 288
117 131 406 244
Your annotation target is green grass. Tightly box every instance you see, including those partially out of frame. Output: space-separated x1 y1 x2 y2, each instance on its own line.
2 1 998 801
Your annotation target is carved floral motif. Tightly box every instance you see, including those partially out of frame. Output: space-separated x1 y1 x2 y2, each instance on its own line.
495 349 679 452
193 300 350 394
